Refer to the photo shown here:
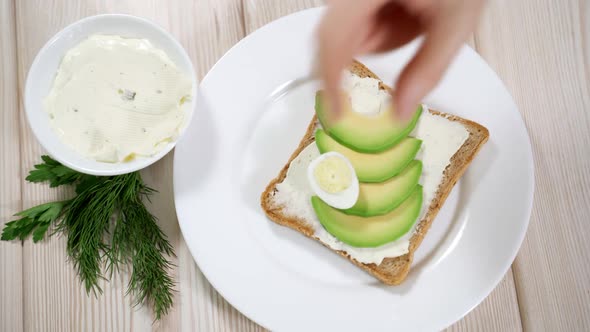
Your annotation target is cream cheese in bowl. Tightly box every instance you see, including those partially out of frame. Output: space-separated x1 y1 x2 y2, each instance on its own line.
44 34 192 163
25 14 197 175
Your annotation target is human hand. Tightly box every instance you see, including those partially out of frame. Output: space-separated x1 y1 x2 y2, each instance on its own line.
317 0 486 119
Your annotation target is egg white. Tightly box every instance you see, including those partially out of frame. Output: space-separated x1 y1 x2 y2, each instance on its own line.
307 151 359 209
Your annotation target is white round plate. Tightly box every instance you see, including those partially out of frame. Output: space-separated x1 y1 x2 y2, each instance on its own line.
174 7 534 332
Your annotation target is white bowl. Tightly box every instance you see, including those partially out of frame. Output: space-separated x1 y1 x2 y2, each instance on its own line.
25 14 198 176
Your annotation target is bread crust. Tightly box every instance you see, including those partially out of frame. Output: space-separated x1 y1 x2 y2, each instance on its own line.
260 61 489 285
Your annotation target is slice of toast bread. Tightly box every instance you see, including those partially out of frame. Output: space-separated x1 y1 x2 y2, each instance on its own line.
260 61 489 285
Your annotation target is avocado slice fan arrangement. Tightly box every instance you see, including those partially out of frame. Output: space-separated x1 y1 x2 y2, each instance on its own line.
312 91 424 247
1 156 175 320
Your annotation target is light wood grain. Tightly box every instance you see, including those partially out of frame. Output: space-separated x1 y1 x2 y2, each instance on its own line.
2 0 590 330
243 0 323 33
12 0 255 331
475 0 590 330
0 0 23 331
14 1 154 330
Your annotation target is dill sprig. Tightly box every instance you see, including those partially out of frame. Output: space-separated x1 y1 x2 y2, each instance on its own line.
1 156 175 320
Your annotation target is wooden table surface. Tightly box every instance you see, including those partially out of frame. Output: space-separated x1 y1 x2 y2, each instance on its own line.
1 0 588 331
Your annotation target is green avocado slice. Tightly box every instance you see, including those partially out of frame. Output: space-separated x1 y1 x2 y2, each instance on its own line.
315 129 422 183
342 160 422 217
315 91 422 153
311 186 423 248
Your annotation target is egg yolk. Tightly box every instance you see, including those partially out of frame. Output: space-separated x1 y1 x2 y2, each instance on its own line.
313 156 352 193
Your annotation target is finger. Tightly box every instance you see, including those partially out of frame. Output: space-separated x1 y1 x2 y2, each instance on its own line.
317 16 355 120
393 2 483 119
317 0 389 119
358 2 422 54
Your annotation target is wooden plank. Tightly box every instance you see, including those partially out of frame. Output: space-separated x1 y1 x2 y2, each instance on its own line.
473 0 590 330
14 2 159 330
0 0 24 331
243 0 323 33
13 0 257 330
12 0 589 330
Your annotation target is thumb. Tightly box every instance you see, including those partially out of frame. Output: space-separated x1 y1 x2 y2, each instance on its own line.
317 0 388 119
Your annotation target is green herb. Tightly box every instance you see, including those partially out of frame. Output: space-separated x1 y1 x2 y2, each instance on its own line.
1 156 175 320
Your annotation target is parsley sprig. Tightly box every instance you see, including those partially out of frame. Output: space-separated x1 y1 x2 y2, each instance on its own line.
1 156 175 320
